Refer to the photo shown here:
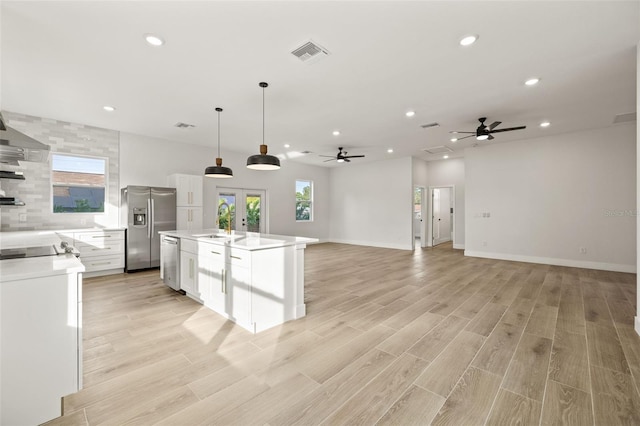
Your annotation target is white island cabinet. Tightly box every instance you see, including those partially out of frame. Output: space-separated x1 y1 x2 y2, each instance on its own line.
160 230 317 333
0 231 84 425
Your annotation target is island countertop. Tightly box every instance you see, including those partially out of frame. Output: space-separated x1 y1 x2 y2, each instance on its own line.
0 230 85 282
158 229 318 251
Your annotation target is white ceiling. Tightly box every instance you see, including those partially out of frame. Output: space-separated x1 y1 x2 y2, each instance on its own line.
1 1 638 167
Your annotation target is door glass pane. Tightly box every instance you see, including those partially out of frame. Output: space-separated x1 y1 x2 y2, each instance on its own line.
245 194 261 233
218 193 236 231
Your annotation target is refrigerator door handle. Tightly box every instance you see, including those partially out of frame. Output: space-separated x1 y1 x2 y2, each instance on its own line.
147 198 152 238
151 198 155 238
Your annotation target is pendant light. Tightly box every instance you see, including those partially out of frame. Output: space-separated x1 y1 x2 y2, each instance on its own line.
205 107 233 178
246 82 281 170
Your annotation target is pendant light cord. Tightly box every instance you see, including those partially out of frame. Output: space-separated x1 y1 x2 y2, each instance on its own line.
262 85 265 145
217 108 221 157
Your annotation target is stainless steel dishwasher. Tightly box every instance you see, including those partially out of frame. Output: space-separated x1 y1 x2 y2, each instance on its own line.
161 235 180 291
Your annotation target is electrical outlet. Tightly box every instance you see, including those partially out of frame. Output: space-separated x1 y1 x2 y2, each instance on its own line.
579 247 587 254
18 213 27 222
80 219 87 225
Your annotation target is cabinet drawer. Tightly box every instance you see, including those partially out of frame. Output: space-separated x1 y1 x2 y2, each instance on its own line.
181 238 198 254
198 241 226 260
227 248 250 268
77 240 124 257
75 230 124 242
82 255 124 272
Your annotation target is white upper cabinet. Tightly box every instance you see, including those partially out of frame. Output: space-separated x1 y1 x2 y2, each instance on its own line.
168 174 203 207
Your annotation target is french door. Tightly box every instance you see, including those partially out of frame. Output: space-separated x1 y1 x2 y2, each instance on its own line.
216 188 267 234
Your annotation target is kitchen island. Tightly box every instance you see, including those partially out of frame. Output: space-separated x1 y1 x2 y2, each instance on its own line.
0 231 84 425
159 229 317 333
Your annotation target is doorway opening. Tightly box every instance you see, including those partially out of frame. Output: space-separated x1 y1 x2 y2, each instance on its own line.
429 186 455 247
413 186 426 249
216 187 267 234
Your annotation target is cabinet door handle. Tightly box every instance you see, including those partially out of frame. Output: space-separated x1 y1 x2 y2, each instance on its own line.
93 235 111 238
211 251 221 255
221 268 226 294
189 258 194 279
230 255 242 260
90 261 111 266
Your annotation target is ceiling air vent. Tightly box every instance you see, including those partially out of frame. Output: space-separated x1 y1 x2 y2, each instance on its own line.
291 41 329 63
174 122 195 129
422 146 453 155
613 112 636 124
421 122 440 129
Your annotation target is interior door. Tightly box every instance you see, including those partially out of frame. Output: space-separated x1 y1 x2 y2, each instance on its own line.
432 187 452 246
217 188 266 233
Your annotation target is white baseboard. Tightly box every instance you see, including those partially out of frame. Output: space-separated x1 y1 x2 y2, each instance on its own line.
453 244 465 250
329 238 413 251
636 317 640 336
464 250 636 273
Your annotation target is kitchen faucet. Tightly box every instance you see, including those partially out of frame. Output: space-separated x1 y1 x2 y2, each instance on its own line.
217 201 232 235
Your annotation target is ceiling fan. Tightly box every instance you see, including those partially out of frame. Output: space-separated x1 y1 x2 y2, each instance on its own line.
450 117 526 141
320 147 365 163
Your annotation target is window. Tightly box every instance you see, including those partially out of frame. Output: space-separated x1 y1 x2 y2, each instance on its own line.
296 179 313 221
52 154 106 213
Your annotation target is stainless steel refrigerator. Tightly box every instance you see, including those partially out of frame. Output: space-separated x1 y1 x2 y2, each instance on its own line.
121 186 176 271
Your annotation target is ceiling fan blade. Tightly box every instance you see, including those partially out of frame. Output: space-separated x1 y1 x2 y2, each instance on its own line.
344 158 351 162
456 134 477 141
488 121 501 130
344 155 365 159
449 131 475 134
319 155 336 158
490 126 526 133
323 158 335 162
488 134 495 140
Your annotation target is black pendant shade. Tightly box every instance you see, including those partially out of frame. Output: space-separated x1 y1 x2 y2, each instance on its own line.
247 82 281 170
205 107 233 178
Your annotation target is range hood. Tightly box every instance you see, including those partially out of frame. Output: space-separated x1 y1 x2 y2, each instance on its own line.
0 112 50 165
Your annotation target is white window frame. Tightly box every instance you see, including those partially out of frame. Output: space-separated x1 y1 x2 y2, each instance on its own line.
50 152 108 215
295 179 313 222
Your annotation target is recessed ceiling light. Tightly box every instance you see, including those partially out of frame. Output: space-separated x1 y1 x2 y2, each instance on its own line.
405 111 416 117
387 148 393 153
144 34 164 47
103 105 115 112
332 130 340 136
540 121 551 127
443 155 449 159
525 78 540 86
450 138 458 142
284 144 291 148
459 35 478 46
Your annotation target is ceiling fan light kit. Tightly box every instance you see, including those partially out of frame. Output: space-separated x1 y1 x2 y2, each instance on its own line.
247 82 281 171
205 107 234 178
320 146 365 163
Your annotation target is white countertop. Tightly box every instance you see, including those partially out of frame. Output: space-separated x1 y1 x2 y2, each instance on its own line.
0 230 85 282
159 229 318 251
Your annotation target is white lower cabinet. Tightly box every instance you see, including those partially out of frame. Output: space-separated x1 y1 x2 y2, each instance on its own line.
184 239 295 333
180 239 199 297
58 229 125 276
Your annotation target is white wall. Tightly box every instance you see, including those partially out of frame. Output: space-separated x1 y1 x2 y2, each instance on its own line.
119 132 330 240
329 156 413 250
428 158 465 249
466 124 636 272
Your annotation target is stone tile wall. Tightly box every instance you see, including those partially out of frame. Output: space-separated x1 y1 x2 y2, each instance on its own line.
0 111 120 231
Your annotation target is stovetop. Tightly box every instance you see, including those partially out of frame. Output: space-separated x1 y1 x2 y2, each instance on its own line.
0 243 80 260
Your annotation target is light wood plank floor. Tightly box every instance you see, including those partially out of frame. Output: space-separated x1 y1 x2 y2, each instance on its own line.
45 242 640 425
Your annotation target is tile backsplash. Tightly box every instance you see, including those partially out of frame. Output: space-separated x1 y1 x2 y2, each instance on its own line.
1 111 120 231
